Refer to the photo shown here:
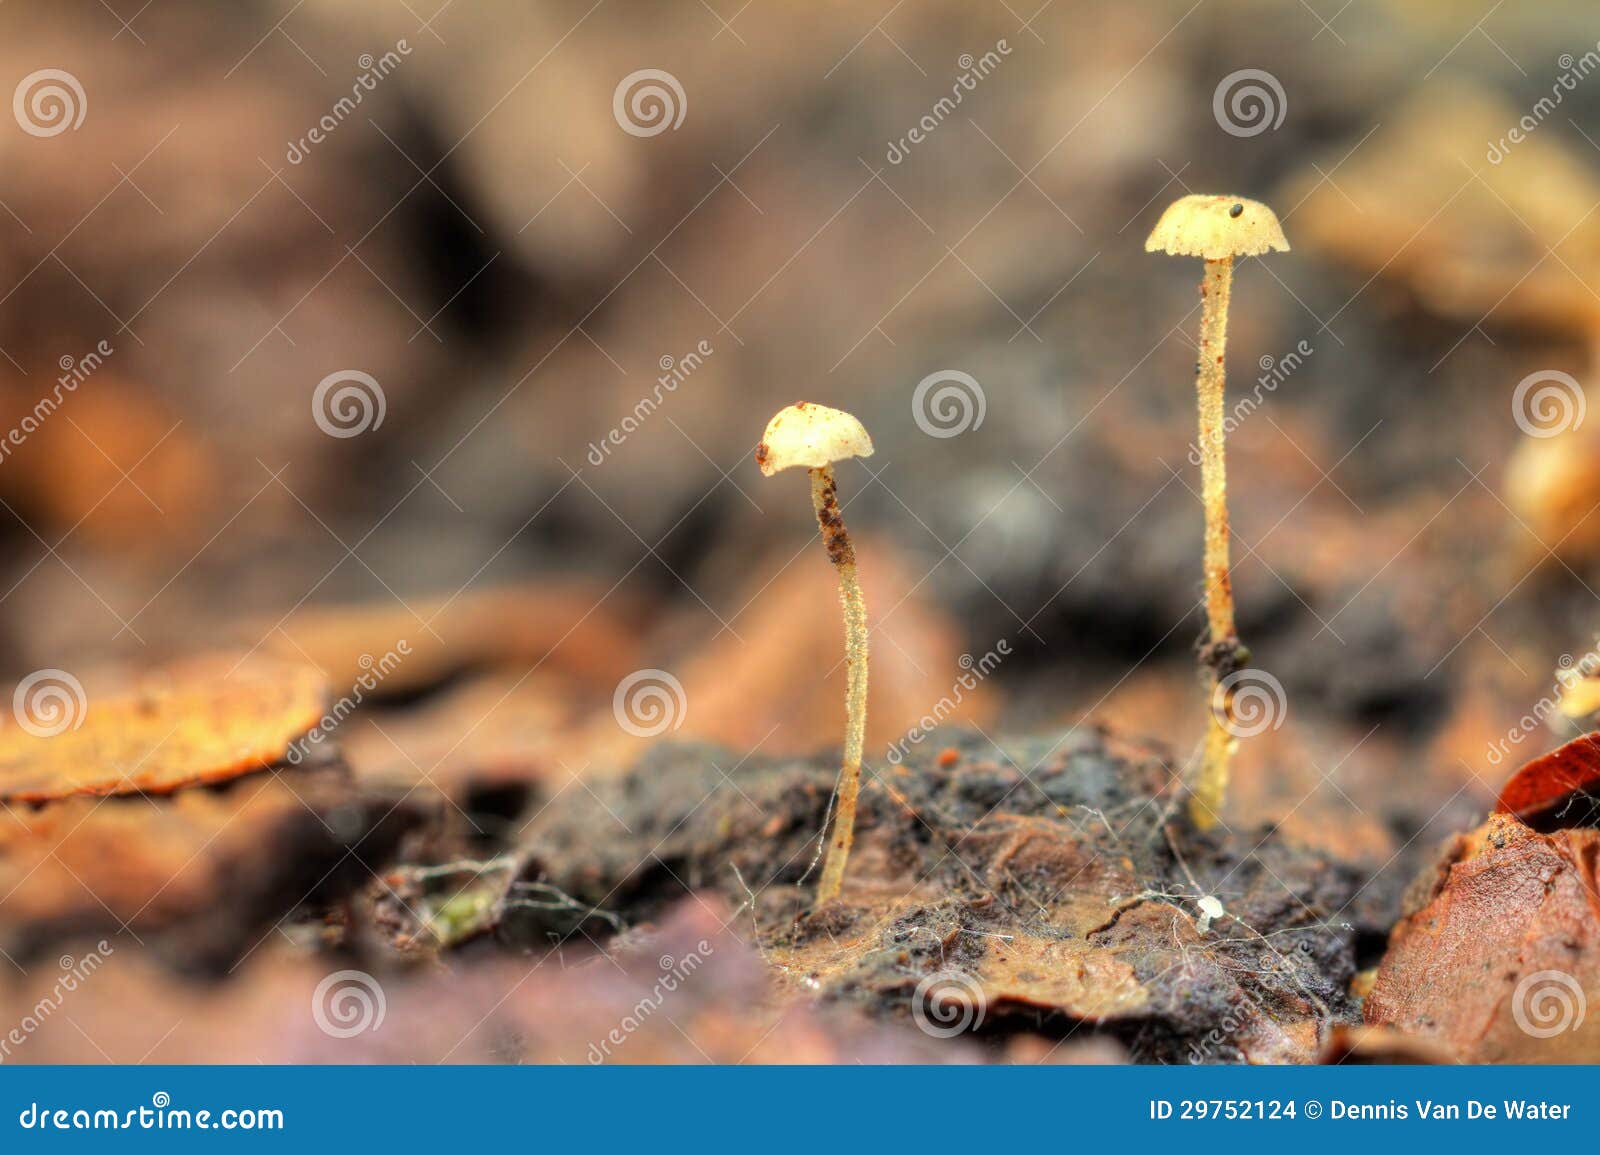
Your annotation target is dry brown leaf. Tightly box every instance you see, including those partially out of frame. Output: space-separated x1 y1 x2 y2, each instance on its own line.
1495 730 1600 822
0 897 983 1064
0 762 423 968
0 659 327 802
976 929 1150 1019
258 581 643 702
1365 811 1600 1062
341 671 579 802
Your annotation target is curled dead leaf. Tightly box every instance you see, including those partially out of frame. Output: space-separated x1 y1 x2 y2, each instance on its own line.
1365 811 1600 1062
1494 730 1600 824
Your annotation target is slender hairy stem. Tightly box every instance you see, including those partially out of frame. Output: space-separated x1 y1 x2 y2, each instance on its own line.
1193 256 1238 829
810 465 867 905
1195 710 1236 826
1196 257 1235 647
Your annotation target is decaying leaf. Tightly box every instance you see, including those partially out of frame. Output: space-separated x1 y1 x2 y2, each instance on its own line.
974 926 1149 1019
0 897 992 1064
1364 811 1600 1062
1281 82 1600 334
257 582 644 703
1318 1025 1456 1065
0 659 328 803
0 762 423 970
1494 730 1600 824
341 671 578 809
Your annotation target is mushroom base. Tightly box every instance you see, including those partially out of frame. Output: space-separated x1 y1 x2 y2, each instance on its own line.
511 726 1378 1063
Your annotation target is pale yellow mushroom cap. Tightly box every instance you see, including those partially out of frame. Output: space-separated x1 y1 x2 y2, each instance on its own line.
755 402 873 476
1145 195 1289 260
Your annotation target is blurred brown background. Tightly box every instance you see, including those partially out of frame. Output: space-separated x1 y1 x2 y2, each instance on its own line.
6 0 1600 869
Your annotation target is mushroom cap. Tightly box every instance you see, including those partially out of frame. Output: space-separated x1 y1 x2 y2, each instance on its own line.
1144 195 1289 260
755 402 873 476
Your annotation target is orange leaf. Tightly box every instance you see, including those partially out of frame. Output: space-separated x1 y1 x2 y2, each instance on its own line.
1494 730 1600 822
0 660 329 803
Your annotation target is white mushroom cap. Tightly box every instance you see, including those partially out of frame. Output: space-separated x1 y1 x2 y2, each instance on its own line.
756 402 874 476
1145 195 1289 260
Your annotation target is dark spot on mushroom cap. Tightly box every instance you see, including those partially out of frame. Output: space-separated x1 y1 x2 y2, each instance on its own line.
754 442 769 466
1229 203 1244 218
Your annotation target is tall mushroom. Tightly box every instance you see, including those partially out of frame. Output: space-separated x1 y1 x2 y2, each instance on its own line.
1146 195 1289 828
756 402 873 905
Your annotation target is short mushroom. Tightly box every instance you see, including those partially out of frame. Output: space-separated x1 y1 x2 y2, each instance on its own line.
1146 195 1289 829
756 402 873 906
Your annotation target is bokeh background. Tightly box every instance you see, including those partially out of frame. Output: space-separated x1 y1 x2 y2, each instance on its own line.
5 0 1600 1032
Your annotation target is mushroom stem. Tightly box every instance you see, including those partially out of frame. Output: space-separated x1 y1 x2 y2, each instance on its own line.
1196 708 1237 826
1194 255 1238 829
1147 196 1288 831
810 464 867 906
1196 257 1235 647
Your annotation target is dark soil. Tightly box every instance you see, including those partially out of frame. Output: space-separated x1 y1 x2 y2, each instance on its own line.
507 725 1372 1062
